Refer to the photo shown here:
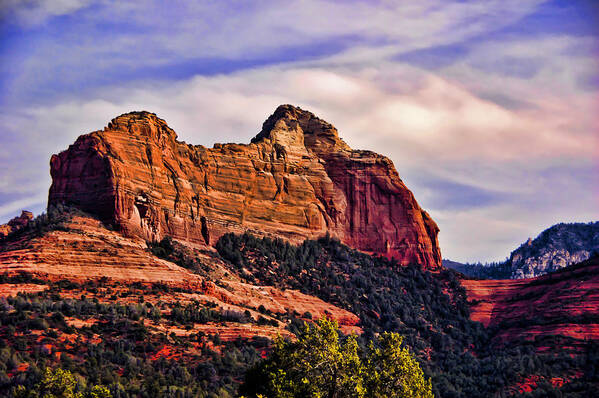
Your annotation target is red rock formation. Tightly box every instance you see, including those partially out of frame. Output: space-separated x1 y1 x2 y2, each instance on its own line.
0 210 33 238
461 256 599 347
49 105 441 267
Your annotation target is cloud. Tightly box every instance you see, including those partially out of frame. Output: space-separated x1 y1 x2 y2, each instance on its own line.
414 174 511 211
394 25 599 121
0 0 91 26
435 170 598 263
9 61 593 164
80 0 546 57
2 0 546 105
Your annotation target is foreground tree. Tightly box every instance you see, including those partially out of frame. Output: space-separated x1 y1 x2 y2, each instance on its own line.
239 318 433 398
364 332 433 398
14 368 111 398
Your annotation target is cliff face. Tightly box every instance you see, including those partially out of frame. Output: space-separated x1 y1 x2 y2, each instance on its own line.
49 105 441 268
509 222 599 278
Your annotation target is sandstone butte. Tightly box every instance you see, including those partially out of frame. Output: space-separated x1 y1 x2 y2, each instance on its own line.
48 105 441 268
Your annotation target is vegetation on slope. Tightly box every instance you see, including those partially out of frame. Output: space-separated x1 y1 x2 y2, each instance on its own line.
0 211 598 397
0 278 269 397
442 259 512 279
217 233 599 397
15 367 111 398
0 205 81 251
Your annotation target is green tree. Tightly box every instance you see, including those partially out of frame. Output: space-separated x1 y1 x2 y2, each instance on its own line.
14 368 111 398
239 318 432 398
85 385 112 398
364 332 433 398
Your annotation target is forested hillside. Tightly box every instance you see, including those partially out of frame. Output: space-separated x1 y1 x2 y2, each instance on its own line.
217 233 598 397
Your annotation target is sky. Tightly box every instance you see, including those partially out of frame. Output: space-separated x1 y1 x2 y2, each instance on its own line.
0 0 597 263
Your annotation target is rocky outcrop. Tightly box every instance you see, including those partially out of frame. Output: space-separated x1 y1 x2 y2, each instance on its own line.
509 222 599 278
48 105 441 268
0 210 33 239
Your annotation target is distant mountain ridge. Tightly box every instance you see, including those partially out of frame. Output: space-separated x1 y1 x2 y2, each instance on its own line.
444 221 599 279
442 258 511 279
508 221 599 278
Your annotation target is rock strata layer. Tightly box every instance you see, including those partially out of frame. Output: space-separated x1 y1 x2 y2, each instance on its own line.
49 105 441 268
0 215 360 334
461 256 599 347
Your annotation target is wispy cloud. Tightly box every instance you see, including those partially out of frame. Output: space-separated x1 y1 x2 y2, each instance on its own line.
2 0 545 104
0 0 91 26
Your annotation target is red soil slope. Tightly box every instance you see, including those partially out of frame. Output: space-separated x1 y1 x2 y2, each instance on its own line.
0 215 359 337
462 257 599 346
